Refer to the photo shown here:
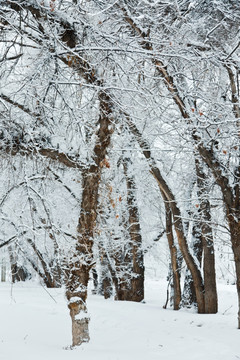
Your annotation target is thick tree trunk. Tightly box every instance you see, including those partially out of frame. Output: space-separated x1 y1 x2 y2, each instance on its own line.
66 263 91 346
65 91 113 346
65 168 100 346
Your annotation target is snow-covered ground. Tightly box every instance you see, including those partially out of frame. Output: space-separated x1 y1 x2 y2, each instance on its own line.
0 279 240 360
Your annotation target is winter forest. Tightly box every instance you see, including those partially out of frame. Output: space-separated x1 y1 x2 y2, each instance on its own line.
1 0 240 358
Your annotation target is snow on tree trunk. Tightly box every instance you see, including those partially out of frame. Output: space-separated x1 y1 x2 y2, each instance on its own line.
66 263 90 346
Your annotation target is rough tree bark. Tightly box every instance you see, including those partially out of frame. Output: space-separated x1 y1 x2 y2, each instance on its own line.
65 90 113 346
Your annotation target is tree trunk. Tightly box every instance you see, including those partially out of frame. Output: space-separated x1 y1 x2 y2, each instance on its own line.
99 250 113 299
66 262 91 346
195 159 218 313
201 205 218 313
163 195 181 310
1 258 6 282
228 218 240 328
123 157 144 302
65 90 113 346
91 267 99 295
182 220 203 307
113 240 133 301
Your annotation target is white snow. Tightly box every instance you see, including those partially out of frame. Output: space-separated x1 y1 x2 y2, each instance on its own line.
0 279 240 360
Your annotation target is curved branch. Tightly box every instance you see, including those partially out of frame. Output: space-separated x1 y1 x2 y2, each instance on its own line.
0 94 40 118
1 143 84 169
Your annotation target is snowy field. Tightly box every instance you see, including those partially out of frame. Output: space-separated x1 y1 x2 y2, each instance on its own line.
0 279 240 360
